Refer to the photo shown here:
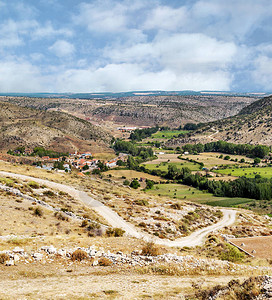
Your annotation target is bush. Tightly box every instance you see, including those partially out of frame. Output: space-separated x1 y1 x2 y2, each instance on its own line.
54 212 69 221
141 242 162 256
123 179 130 186
134 199 149 206
71 249 89 261
98 257 113 266
81 220 88 227
106 227 125 237
33 206 43 217
130 179 140 189
0 253 10 264
28 181 40 189
219 244 245 262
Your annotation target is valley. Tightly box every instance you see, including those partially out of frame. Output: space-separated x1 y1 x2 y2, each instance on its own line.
0 94 272 299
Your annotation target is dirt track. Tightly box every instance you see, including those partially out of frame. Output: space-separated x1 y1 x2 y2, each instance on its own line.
0 171 237 248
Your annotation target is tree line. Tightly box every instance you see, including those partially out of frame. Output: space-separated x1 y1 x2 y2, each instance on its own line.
179 141 270 159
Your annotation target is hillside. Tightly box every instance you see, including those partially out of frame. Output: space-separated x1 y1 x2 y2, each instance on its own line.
0 95 257 128
167 95 272 146
0 101 112 153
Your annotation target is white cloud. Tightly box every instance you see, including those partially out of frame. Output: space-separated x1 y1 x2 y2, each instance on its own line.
49 40 75 57
0 60 46 92
32 22 73 39
252 55 272 90
74 1 128 33
0 19 37 48
143 6 188 31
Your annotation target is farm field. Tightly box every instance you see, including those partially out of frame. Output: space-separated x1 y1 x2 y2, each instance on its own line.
216 167 272 178
146 183 252 207
142 161 200 172
230 236 272 259
183 152 253 168
150 130 188 139
147 153 185 163
104 169 163 181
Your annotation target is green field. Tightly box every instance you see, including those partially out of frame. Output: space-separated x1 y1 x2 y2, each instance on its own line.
151 130 188 139
216 167 272 178
142 161 201 172
147 183 253 207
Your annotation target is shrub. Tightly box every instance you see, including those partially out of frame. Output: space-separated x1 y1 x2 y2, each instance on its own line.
98 257 113 266
33 206 43 217
54 212 69 221
106 227 125 237
219 244 245 262
141 242 162 256
81 220 88 227
0 253 10 264
43 190 55 197
28 181 40 189
71 249 88 261
134 199 149 206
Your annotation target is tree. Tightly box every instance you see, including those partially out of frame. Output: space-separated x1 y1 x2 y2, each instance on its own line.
254 157 261 164
130 179 140 189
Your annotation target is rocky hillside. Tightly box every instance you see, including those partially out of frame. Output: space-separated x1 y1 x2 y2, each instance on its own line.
0 95 257 128
167 95 272 146
0 101 112 153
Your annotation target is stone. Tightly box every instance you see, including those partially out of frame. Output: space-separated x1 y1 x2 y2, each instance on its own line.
13 254 20 263
92 259 99 266
33 253 43 260
57 249 66 257
47 245 57 254
13 247 24 253
5 260 14 266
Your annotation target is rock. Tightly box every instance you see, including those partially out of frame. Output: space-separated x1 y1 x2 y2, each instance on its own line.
33 253 43 260
13 254 20 263
95 251 103 257
57 249 66 257
241 243 245 246
13 247 25 253
252 250 256 254
47 245 57 254
92 259 99 266
5 260 14 266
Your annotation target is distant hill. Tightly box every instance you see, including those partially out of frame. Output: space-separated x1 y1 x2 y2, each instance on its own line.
167 95 272 146
0 95 258 128
0 101 112 153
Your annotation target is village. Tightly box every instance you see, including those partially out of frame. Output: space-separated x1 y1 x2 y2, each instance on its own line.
10 148 128 174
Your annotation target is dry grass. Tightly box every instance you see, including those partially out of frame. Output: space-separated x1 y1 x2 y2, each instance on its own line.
230 236 272 259
184 152 253 168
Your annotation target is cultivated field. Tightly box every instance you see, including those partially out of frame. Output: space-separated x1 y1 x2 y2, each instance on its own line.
230 236 272 259
217 166 272 178
143 161 200 172
150 130 188 139
147 183 254 208
104 169 162 181
183 152 253 168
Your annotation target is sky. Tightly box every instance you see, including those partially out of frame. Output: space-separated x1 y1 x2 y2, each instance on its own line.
0 0 272 93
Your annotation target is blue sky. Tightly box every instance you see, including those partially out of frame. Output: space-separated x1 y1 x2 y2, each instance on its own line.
0 0 272 92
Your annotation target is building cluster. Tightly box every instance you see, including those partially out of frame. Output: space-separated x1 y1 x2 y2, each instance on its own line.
38 151 128 173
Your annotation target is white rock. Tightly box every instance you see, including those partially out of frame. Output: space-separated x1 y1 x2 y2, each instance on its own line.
47 245 57 254
33 253 43 260
13 247 24 253
5 260 14 266
13 254 20 263
92 259 99 266
57 249 66 257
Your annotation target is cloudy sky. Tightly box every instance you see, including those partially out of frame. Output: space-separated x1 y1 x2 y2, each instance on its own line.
0 0 272 93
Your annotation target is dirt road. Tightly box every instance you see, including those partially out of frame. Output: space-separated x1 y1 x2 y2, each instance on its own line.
0 171 236 247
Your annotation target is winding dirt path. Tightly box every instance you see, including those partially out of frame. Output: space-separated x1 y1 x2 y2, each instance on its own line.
0 171 236 247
